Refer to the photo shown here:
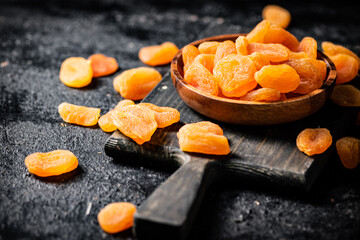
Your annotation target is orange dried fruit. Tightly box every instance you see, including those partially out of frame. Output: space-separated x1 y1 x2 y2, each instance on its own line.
112 105 158 145
248 52 270 70
254 64 300 93
88 54 118 78
25 150 78 177
329 54 359 85
262 5 291 29
246 20 271 43
192 54 215 73
239 88 281 102
184 62 218 96
182 45 200 72
298 37 318 59
321 41 360 68
288 51 309 59
330 85 360 107
58 102 100 127
59 57 93 88
336 137 360 169
247 43 290 62
198 41 221 55
214 40 237 66
235 36 249 55
213 54 257 97
98 202 137 234
138 103 180 128
296 128 332 156
139 42 179 66
263 24 299 51
177 121 230 155
113 67 162 100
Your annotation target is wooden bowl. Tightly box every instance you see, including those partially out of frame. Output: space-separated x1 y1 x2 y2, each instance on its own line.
170 34 337 125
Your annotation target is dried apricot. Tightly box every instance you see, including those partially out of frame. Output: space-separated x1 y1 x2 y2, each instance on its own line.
248 52 270 70
58 102 100 127
263 24 299 51
88 54 118 78
322 41 360 68
246 20 271 43
139 42 179 66
113 67 162 100
296 128 332 156
192 54 215 73
239 88 281 102
112 105 158 145
288 51 309 60
59 57 93 88
98 202 136 234
25 150 78 177
247 43 290 62
138 103 180 128
182 45 200 72
330 85 360 107
336 137 360 169
298 37 318 59
235 36 249 55
329 54 359 85
198 41 220 55
214 40 237 66
184 62 218 96
213 54 257 97
262 5 291 29
254 64 300 93
177 121 230 155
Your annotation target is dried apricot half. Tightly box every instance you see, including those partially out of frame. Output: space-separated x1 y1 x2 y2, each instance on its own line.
246 20 271 44
184 62 218 96
336 137 360 169
98 202 136 234
182 45 200 73
139 42 179 66
322 41 360 68
247 43 290 62
88 54 118 78
198 41 220 55
138 103 180 128
296 128 332 156
59 57 93 88
25 150 78 177
262 5 291 29
298 37 318 59
239 88 281 102
58 102 101 127
329 54 359 85
214 40 237 66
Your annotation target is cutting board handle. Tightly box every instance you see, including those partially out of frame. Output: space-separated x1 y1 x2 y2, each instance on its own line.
134 158 213 240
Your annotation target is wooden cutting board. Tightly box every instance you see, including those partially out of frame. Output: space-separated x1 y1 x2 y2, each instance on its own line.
104 25 356 240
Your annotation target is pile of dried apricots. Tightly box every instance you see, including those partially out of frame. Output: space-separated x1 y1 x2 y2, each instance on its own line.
24 4 360 235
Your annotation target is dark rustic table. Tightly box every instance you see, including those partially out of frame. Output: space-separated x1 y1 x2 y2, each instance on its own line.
1 0 359 239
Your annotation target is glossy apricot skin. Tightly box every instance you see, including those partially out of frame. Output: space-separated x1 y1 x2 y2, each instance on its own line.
97 202 137 234
239 88 281 102
329 54 359 85
98 100 135 132
298 37 318 59
262 5 291 29
192 54 215 73
198 41 220 54
296 128 332 156
139 42 179 66
182 45 201 72
59 57 93 88
246 20 271 43
263 25 299 51
58 102 101 127
322 41 360 68
184 62 219 96
214 40 237 65
247 43 290 62
88 54 118 78
138 103 180 128
25 150 78 177
235 36 249 55
336 137 360 169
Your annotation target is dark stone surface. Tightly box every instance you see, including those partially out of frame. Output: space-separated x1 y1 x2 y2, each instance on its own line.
0 0 359 239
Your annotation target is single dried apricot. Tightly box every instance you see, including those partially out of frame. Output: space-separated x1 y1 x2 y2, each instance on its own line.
288 51 309 59
58 102 100 127
329 54 359 85
239 88 281 102
214 40 237 66
262 5 291 29
112 105 158 145
330 85 360 107
139 42 179 66
235 36 249 55
184 62 218 96
263 24 299 51
246 20 271 43
192 54 215 73
198 41 220 55
296 128 332 156
59 57 93 88
177 121 230 155
88 54 118 78
322 41 360 68
254 64 300 93
138 103 180 128
25 150 78 177
113 67 162 100
336 137 360 169
98 202 136 234
213 54 257 97
247 43 290 62
248 52 270 70
298 37 318 59
182 45 201 73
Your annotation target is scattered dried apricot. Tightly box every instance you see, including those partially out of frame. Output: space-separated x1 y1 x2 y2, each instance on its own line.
247 43 290 62
262 5 291 29
198 41 220 55
25 150 78 177
113 67 162 100
184 62 218 96
296 128 332 156
59 57 93 88
336 137 360 169
139 42 179 66
98 202 136 234
182 45 200 72
88 54 118 78
322 41 360 68
329 54 359 85
330 85 360 107
138 103 180 128
177 121 230 155
298 37 318 59
58 102 101 127
214 40 237 66
246 20 271 44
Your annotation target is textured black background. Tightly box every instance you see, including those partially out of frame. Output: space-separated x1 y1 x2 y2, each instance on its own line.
0 0 360 239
